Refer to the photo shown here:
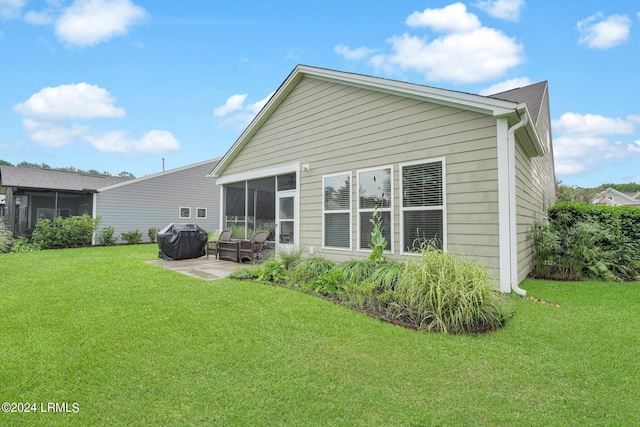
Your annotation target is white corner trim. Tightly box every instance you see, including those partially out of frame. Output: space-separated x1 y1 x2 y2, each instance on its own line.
496 117 512 293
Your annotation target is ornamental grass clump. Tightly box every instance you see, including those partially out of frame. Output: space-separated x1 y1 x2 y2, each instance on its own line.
287 257 336 286
394 244 514 334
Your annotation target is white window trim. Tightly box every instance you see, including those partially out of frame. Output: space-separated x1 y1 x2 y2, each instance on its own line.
179 207 191 219
399 157 447 254
196 207 207 219
356 165 394 254
322 171 352 251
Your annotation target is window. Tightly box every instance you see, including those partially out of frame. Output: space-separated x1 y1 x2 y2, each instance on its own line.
400 158 445 252
358 166 392 251
323 172 351 249
179 207 191 219
196 208 207 219
80 204 89 215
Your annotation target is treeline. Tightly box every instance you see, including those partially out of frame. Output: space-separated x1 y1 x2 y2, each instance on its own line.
556 180 640 203
0 159 135 178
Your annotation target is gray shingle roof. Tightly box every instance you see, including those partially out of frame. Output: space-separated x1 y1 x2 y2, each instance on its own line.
488 81 548 125
0 166 132 192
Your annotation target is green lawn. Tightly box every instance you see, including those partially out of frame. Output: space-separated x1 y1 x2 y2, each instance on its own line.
1 245 639 426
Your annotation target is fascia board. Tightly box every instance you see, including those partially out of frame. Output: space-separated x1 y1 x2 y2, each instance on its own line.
298 65 518 116
209 68 305 179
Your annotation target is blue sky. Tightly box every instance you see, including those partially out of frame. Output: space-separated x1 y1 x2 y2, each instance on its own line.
1 0 639 187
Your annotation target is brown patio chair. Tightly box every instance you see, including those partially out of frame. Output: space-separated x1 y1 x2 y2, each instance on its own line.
206 229 232 259
239 231 271 263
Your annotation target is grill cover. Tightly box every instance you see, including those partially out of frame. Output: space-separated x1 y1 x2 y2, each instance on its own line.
157 223 208 261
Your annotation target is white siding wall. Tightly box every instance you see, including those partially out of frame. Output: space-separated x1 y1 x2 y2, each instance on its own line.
221 77 502 275
95 160 221 244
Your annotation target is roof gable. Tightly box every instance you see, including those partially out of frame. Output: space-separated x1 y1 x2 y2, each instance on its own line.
488 81 548 126
211 65 547 178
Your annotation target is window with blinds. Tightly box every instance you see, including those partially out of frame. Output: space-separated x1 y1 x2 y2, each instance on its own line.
357 166 392 251
401 159 445 252
323 172 351 249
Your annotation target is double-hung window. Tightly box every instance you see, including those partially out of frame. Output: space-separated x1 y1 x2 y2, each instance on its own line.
358 166 392 251
323 172 351 249
400 158 445 252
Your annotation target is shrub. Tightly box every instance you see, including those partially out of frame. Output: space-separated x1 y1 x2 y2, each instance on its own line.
99 226 117 246
256 259 287 283
303 269 347 296
529 202 640 281
120 229 142 245
393 244 514 334
148 227 158 243
32 215 101 249
10 237 41 252
0 221 12 253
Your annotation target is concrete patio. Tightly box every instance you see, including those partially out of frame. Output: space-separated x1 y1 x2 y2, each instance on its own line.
146 256 241 280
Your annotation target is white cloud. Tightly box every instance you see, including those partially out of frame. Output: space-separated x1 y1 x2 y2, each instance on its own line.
22 119 89 148
214 92 274 129
15 82 179 154
371 27 523 84
24 9 54 25
213 94 247 117
553 112 635 136
0 0 25 19
553 113 640 175
577 13 631 49
479 77 532 95
55 0 147 47
334 44 375 60
246 91 274 115
345 3 524 84
86 129 180 153
406 2 481 33
14 83 125 121
474 0 524 22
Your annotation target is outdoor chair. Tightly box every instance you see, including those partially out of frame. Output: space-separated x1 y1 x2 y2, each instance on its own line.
207 229 232 259
239 231 271 263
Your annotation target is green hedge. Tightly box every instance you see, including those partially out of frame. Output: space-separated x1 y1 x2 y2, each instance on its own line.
548 202 640 243
531 203 640 281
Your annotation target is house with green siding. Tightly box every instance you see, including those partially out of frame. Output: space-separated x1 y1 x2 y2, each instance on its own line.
209 65 556 294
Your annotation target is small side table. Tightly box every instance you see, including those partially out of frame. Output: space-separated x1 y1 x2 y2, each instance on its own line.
217 240 240 262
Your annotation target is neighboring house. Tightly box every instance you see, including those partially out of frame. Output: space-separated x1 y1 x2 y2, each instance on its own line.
95 158 221 242
1 158 222 243
0 194 6 218
0 166 131 236
592 188 640 206
209 65 556 294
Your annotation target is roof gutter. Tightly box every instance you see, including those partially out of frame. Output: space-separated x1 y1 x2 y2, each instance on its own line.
506 110 528 296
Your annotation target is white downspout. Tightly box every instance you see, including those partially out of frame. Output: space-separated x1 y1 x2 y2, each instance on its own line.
507 112 528 296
